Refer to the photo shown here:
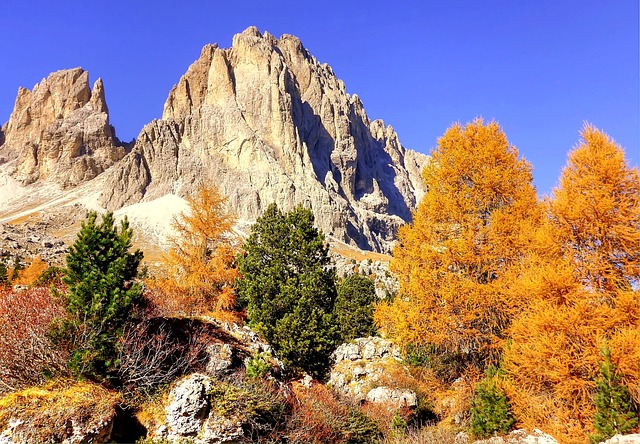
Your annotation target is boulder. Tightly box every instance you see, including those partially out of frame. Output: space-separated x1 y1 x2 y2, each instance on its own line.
365 386 418 409
600 435 640 444
328 336 405 403
166 374 212 436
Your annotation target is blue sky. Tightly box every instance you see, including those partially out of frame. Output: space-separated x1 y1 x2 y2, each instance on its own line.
1 0 637 196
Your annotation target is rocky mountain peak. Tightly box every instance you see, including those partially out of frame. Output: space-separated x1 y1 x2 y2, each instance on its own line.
100 27 428 252
0 68 124 187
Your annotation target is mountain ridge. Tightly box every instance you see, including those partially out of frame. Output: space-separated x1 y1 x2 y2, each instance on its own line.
0 27 429 253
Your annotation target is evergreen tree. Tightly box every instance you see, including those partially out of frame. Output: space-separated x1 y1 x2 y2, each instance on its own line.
591 347 639 443
237 203 338 377
334 273 376 342
53 211 143 380
10 255 23 282
470 367 516 438
0 261 8 286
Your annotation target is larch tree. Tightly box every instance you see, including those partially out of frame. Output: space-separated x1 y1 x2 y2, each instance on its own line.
158 184 240 320
375 118 540 375
503 125 640 443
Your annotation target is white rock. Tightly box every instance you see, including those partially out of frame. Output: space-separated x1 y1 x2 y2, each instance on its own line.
365 386 418 409
166 373 212 436
600 435 640 444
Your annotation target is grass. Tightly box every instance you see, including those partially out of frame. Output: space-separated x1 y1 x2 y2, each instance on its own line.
0 378 120 442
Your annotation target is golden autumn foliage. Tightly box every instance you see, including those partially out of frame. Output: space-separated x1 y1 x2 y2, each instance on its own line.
503 125 640 443
375 119 539 372
12 257 48 287
151 184 241 320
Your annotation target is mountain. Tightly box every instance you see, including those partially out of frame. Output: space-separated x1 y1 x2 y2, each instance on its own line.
0 68 125 188
0 27 428 253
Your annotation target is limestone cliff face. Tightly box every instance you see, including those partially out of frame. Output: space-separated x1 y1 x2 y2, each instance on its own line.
101 27 428 252
0 68 125 187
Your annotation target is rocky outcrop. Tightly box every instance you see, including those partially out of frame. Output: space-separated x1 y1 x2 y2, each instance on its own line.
150 372 285 444
100 27 428 252
458 428 559 444
599 435 640 444
0 68 125 188
0 381 119 444
328 336 405 402
365 386 418 409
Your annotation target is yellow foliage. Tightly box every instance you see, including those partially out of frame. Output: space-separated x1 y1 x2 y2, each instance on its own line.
503 125 640 442
13 257 48 287
376 119 539 370
549 125 640 293
153 184 241 320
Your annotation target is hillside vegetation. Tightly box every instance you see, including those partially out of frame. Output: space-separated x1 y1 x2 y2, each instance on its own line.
0 120 638 444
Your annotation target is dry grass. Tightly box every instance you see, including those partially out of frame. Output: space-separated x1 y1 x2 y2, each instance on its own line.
0 379 120 442
331 242 391 263
135 384 172 433
381 424 460 444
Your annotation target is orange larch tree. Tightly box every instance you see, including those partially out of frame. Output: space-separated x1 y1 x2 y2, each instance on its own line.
503 125 640 443
153 184 240 320
375 119 540 375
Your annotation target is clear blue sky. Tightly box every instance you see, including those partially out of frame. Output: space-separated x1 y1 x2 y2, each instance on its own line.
1 0 637 196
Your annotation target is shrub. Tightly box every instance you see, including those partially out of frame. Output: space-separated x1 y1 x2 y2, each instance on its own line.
51 211 143 380
35 265 64 287
287 383 379 444
469 367 515 438
0 261 8 287
117 318 211 398
335 273 376 342
246 352 273 380
208 376 289 441
0 287 69 393
13 257 48 286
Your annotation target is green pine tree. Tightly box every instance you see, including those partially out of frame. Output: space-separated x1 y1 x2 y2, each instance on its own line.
237 203 338 378
334 273 377 342
10 255 23 282
470 366 516 438
52 211 143 380
0 261 8 286
591 347 639 443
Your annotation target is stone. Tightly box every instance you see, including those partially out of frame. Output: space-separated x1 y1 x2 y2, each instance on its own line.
205 343 234 376
99 27 429 253
0 68 126 188
470 428 559 444
365 386 418 409
328 336 405 403
166 373 212 436
600 435 640 444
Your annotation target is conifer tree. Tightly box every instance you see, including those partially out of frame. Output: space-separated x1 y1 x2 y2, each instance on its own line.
503 125 640 442
53 211 142 379
158 184 239 319
375 119 539 373
470 367 516 438
0 261 8 287
591 347 639 443
334 273 376 342
237 203 338 377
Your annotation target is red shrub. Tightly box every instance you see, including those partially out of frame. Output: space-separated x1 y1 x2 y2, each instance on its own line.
0 287 69 393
